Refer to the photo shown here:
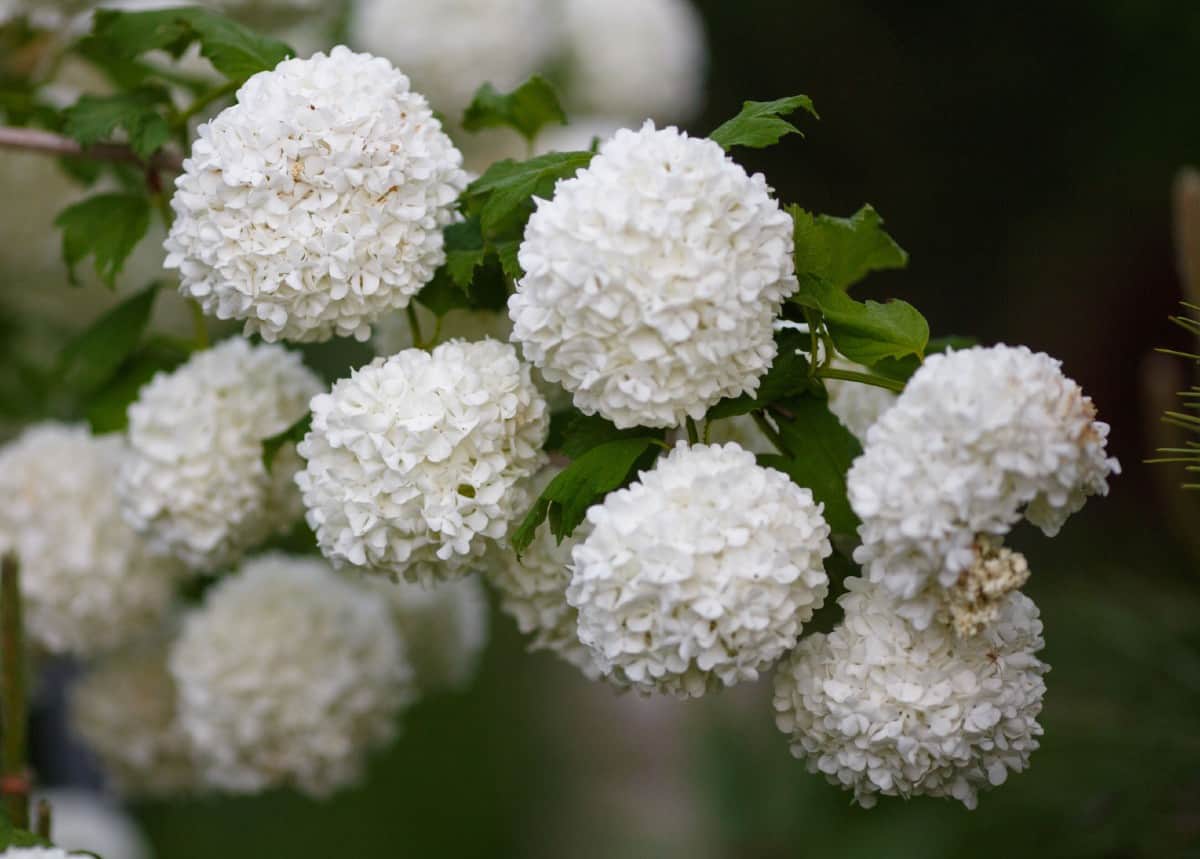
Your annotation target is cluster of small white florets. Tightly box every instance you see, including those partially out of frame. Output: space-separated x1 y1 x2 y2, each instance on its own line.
511 123 797 429
118 338 322 572
297 338 548 582
170 553 415 797
165 46 468 343
0 424 181 656
70 643 199 798
568 443 832 698
848 345 1119 630
773 577 1048 809
487 469 604 680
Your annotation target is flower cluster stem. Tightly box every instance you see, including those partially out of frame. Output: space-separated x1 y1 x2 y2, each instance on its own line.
815 366 905 393
1 554 30 830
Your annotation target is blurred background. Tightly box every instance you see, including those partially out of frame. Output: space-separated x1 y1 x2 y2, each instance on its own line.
4 0 1200 856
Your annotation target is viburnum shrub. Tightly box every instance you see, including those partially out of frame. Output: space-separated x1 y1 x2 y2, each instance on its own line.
0 5 1121 851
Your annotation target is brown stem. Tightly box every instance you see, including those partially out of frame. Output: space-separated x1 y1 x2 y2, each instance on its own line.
33 797 51 841
1 554 29 830
0 126 184 173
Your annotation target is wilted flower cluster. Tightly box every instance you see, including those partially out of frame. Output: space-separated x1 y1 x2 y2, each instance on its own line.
0 424 181 656
297 338 548 582
848 345 1120 629
568 443 832 698
165 46 468 343
511 122 797 428
118 338 322 572
773 577 1048 809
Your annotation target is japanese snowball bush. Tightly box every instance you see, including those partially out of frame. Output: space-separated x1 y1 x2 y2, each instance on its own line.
297 338 548 582
169 553 414 797
773 577 1048 809
165 46 468 343
0 423 181 655
117 338 322 572
510 122 797 428
848 345 1120 629
567 443 832 698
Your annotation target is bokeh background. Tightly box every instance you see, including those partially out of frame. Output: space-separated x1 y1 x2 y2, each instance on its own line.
4 1 1200 856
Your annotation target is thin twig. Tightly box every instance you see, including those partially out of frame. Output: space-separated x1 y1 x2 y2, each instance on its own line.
0 126 184 172
33 798 51 841
1 554 29 830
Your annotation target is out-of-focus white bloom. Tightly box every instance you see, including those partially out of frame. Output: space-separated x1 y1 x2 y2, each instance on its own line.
118 338 322 572
165 46 468 343
367 575 489 693
36 790 151 859
70 644 199 798
568 443 831 698
0 849 91 859
706 413 774 454
297 338 549 583
826 358 897 443
848 345 1119 630
170 553 414 797
511 123 797 429
773 577 1048 809
349 0 558 117
459 116 628 179
371 306 512 357
561 0 706 123
487 469 603 680
0 424 181 656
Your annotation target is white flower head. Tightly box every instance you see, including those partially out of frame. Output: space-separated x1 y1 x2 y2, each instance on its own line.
487 469 605 680
165 46 469 343
367 574 490 693
118 338 322 572
0 424 182 656
561 0 706 123
70 644 199 798
848 345 1119 630
349 0 559 117
568 442 832 698
36 790 151 859
511 122 797 429
773 578 1049 809
169 553 414 797
297 338 549 583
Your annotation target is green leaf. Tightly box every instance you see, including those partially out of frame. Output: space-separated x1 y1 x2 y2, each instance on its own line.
443 218 486 289
762 396 862 541
416 270 471 317
464 150 594 236
871 335 978 383
461 76 566 143
57 282 160 394
493 238 522 282
790 204 909 293
63 86 170 159
90 8 293 84
85 336 190 433
792 278 929 365
262 412 311 471
707 327 817 419
54 192 151 288
511 437 661 555
709 95 817 150
554 411 653 459
0 816 52 850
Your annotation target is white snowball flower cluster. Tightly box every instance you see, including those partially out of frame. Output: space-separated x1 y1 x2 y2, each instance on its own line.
297 338 549 583
36 790 151 859
165 46 469 343
848 345 1119 630
118 338 322 572
70 644 199 798
349 0 558 116
568 442 832 698
0 424 181 656
511 123 797 429
487 469 603 680
826 358 897 443
170 553 414 797
368 575 490 693
773 577 1048 809
561 0 706 124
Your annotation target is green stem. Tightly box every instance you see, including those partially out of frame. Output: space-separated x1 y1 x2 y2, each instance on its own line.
188 300 209 350
428 315 444 348
33 798 50 841
815 366 905 393
1 554 29 830
752 410 790 457
685 417 700 444
406 305 425 350
702 419 712 444
170 80 239 132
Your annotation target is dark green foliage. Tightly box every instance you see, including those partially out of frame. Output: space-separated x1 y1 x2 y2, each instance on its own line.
709 95 817 150
53 193 150 288
462 76 567 143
